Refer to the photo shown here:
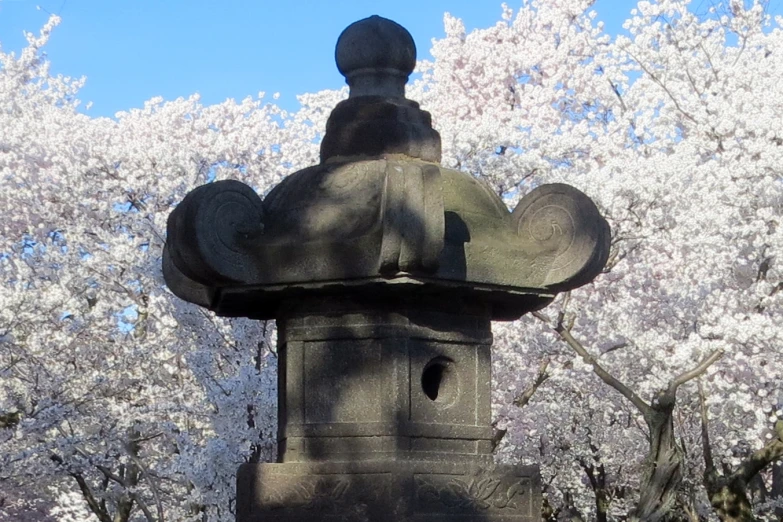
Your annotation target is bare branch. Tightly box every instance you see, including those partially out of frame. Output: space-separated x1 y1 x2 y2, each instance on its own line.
531 310 551 324
534 313 651 416
51 455 112 522
70 472 113 522
96 465 127 487
128 432 164 444
698 41 720 82
558 292 572 324
513 358 551 408
734 421 783 483
97 460 158 522
125 440 165 522
130 493 156 522
698 380 716 478
623 46 699 125
490 420 507 452
599 342 628 357
667 350 724 395
608 79 628 114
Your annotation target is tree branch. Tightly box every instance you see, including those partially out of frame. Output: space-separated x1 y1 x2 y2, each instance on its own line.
51 454 112 522
624 46 699 125
513 358 550 408
734 421 783 483
129 493 156 522
599 342 628 357
534 312 651 416
70 472 113 522
667 349 724 396
125 433 163 522
96 465 156 522
698 380 716 478
96 465 127 487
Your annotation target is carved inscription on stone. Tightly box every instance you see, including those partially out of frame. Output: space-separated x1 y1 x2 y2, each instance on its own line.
260 474 389 513
414 472 533 516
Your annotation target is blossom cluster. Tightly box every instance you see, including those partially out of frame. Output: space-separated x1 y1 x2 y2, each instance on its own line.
1 1 782 520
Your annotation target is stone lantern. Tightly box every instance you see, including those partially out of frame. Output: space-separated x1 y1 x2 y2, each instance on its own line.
163 15 610 522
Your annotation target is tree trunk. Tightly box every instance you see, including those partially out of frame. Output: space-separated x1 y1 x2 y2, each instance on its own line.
535 310 722 522
581 457 610 522
629 406 682 522
706 477 755 522
699 394 783 522
772 462 783 520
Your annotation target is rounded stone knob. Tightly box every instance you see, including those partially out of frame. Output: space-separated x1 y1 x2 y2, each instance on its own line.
335 15 416 98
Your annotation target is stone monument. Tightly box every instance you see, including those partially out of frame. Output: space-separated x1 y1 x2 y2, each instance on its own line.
163 15 610 522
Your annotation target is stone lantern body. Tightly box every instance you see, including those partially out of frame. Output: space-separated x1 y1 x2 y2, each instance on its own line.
164 15 610 522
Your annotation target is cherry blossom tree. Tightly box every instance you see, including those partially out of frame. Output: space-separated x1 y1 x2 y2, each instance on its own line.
2 1 783 521
412 1 783 519
0 17 287 521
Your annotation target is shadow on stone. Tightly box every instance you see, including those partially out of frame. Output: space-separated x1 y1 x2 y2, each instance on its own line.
237 296 541 522
162 13 611 522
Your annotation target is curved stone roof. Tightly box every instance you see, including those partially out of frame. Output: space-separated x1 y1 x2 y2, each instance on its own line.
163 16 610 320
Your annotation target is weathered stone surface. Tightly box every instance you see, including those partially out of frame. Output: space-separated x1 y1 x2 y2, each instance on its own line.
237 460 541 522
233 294 542 522
320 98 442 162
164 158 607 320
164 179 264 285
336 15 415 99
162 15 610 323
276 297 494 464
162 14 610 522
512 182 611 291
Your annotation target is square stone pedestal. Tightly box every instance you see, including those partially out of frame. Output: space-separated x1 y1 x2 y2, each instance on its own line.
237 459 541 522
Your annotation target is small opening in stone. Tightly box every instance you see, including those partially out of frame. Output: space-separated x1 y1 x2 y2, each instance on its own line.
421 357 456 403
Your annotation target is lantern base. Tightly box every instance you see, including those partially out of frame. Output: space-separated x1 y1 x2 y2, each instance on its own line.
237 459 541 522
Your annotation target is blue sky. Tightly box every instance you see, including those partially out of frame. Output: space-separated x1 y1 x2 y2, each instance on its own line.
1 0 781 116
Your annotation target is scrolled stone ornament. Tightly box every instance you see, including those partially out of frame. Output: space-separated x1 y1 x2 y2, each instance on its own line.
165 179 264 285
512 183 610 290
163 17 602 522
162 244 212 307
